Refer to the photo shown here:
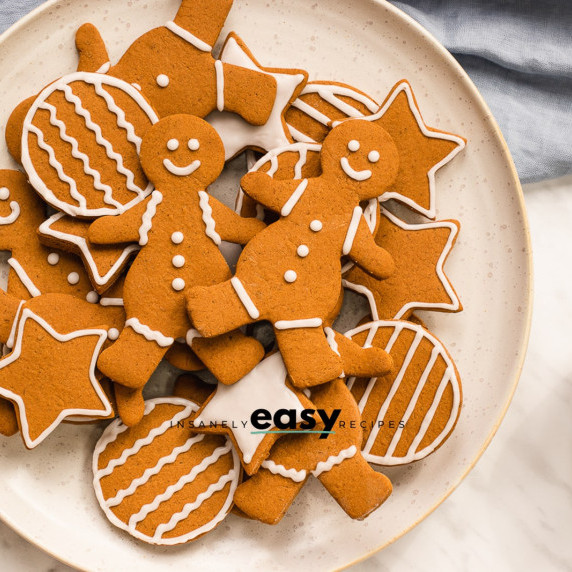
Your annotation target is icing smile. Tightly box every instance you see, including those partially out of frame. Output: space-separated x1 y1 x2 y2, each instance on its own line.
163 158 201 177
340 157 372 182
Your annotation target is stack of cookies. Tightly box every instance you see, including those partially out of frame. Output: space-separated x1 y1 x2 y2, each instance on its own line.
0 0 466 546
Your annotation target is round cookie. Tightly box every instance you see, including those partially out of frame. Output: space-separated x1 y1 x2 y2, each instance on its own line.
345 320 462 466
285 80 379 143
93 397 240 545
21 72 158 218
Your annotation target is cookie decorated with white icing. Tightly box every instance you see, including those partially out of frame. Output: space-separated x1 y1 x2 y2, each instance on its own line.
345 320 462 466
93 397 240 545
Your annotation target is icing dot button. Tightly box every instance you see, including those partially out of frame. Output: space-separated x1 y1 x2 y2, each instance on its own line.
67 272 80 285
172 278 186 291
171 232 184 245
310 220 323 232
86 291 99 304
348 140 360 152
284 270 297 283
172 255 185 268
167 139 179 151
368 150 380 163
0 187 9 201
156 74 170 87
47 252 60 266
297 245 309 258
108 328 120 341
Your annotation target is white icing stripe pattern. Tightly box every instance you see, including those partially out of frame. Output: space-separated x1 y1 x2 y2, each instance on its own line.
99 297 124 307
230 277 260 319
125 318 174 347
8 258 42 297
344 320 461 466
165 21 212 52
96 404 195 479
5 301 24 350
198 191 222 245
323 327 340 356
281 179 308 217
138 191 163 246
261 445 358 482
96 62 111 74
59 84 145 199
130 442 232 530
153 470 237 540
293 147 307 180
291 99 331 126
342 206 363 255
105 434 206 507
0 201 21 225
214 60 225 112
274 318 323 330
39 101 120 208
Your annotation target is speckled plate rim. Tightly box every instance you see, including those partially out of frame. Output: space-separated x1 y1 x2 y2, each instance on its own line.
0 0 533 570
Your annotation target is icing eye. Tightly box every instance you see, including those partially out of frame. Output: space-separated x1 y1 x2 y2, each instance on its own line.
188 139 200 151
348 140 360 152
368 150 380 163
167 139 179 151
0 187 9 201
156 74 170 88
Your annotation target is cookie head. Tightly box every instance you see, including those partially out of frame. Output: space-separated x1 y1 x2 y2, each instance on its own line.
139 114 225 189
321 119 399 200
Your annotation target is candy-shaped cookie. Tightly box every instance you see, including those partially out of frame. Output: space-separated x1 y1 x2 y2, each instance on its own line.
207 33 308 160
0 293 126 448
89 115 265 418
345 320 462 465
234 378 392 523
0 170 96 301
187 118 398 387
93 397 240 545
285 80 379 143
344 205 462 320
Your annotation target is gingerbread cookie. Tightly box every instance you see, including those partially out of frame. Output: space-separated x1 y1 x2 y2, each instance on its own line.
345 320 462 465
234 379 392 523
38 213 139 294
285 81 379 143
0 294 120 448
0 170 97 301
93 397 240 545
344 205 462 320
187 118 398 387
207 33 308 160
89 115 265 416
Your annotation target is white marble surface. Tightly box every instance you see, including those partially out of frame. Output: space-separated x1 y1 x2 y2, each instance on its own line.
1 176 571 570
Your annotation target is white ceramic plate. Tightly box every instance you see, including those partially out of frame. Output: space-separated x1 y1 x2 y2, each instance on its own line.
0 0 532 570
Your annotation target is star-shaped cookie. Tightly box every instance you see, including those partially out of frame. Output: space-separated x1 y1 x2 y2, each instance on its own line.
191 352 315 475
0 307 112 448
344 206 461 320
39 213 139 294
207 33 308 160
365 80 466 219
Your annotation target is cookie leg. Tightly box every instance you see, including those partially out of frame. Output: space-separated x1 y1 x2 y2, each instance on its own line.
191 331 264 384
114 385 145 427
333 331 393 377
186 280 257 338
0 399 19 437
274 327 344 387
233 468 307 525
97 327 170 389
317 454 392 520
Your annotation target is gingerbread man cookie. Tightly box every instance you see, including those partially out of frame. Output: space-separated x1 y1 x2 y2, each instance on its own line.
187 119 398 387
89 115 265 411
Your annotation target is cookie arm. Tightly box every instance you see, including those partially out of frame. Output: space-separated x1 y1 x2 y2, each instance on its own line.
220 63 277 126
240 172 303 214
347 217 395 280
75 24 110 73
88 197 153 245
207 197 266 244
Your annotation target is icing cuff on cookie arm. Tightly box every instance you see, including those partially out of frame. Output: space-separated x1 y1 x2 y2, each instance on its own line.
344 213 394 280
241 172 306 215
206 196 266 244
